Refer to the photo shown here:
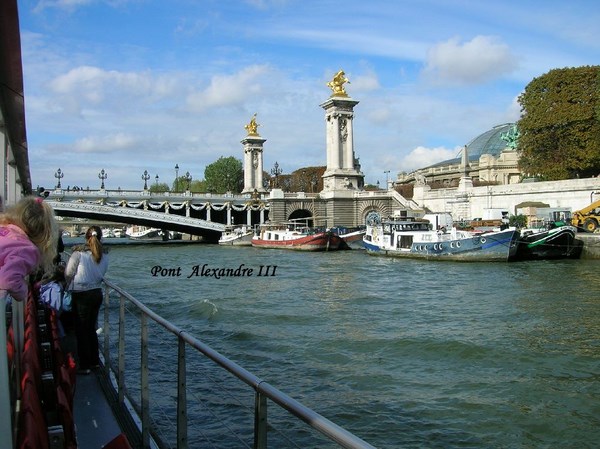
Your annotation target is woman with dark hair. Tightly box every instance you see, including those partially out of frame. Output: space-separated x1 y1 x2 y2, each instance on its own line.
65 226 109 374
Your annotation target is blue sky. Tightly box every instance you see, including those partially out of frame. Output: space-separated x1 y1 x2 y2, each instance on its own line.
18 0 600 190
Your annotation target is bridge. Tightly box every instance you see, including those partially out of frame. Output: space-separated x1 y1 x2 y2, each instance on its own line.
47 188 270 242
47 186 420 241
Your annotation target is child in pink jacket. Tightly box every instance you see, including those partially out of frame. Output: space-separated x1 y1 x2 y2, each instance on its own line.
0 196 58 302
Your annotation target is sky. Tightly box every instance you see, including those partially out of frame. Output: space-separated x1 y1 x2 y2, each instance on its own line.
17 0 600 191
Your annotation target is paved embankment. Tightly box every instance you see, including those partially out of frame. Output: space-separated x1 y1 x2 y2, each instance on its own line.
579 234 600 259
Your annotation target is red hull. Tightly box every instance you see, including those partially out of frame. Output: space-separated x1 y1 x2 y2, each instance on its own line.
252 231 342 251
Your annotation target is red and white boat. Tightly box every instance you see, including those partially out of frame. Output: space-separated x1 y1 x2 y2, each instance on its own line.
251 224 344 251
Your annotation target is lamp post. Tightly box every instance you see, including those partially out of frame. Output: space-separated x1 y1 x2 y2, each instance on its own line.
175 164 179 192
155 174 159 187
184 171 192 191
270 161 282 188
98 169 107 189
384 170 390 190
54 168 63 189
142 170 150 190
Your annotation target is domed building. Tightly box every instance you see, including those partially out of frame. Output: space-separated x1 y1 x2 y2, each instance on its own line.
397 123 521 187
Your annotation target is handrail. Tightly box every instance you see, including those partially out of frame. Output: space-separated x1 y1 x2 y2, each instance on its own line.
101 278 376 449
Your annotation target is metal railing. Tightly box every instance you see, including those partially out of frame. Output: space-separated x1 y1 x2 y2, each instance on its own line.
100 279 376 449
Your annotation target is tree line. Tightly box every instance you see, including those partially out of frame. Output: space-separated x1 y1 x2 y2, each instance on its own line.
517 65 600 180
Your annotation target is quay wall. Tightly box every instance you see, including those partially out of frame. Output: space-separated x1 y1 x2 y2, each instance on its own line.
413 177 600 220
579 234 600 259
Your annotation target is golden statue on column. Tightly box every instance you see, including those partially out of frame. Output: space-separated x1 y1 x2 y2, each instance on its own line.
327 70 350 97
244 113 260 136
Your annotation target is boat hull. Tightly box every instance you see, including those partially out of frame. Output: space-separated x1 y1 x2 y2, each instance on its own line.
218 232 253 246
364 228 518 261
252 232 342 251
513 226 584 260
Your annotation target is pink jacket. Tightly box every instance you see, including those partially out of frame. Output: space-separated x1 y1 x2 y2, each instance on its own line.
0 224 41 302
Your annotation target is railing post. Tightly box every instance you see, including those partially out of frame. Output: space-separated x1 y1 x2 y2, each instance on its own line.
0 297 13 449
254 390 267 449
177 336 188 449
118 295 126 404
141 313 150 448
102 285 111 374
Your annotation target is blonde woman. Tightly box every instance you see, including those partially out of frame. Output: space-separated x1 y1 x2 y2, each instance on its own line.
0 196 58 302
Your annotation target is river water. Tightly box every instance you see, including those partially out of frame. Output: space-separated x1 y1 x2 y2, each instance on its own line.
65 239 600 448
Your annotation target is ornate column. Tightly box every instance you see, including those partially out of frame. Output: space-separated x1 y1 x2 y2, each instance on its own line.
320 70 364 192
241 114 267 194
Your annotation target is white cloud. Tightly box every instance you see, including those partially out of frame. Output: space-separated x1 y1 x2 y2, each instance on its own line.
348 71 380 93
47 66 180 116
399 145 459 172
34 0 94 12
422 36 517 85
71 133 140 153
185 65 271 112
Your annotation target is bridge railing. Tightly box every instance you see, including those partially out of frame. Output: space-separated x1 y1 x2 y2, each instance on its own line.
100 278 376 449
49 188 255 201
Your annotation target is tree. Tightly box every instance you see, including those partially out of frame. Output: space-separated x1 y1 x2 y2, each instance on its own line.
149 182 170 193
509 214 527 229
517 66 600 180
204 156 243 193
190 179 207 193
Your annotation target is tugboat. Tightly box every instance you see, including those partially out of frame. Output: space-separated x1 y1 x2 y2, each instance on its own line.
512 221 584 260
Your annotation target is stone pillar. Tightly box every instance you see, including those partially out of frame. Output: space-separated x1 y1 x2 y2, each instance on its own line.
241 115 267 194
320 96 364 192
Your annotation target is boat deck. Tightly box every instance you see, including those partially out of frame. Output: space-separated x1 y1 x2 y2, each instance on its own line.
73 371 124 448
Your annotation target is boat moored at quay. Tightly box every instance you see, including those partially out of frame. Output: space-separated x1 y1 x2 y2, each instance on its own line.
363 217 519 261
252 223 348 251
218 224 254 246
513 221 584 260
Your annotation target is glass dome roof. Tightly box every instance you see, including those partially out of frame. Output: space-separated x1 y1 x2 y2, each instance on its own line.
461 122 515 160
427 123 515 168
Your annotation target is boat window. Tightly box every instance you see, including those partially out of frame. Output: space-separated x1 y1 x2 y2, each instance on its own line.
399 235 413 249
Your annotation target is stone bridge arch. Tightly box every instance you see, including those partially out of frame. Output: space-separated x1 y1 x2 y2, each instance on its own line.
358 199 392 223
284 201 319 226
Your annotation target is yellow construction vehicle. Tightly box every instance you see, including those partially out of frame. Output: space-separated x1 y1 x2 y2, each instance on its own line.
571 199 600 232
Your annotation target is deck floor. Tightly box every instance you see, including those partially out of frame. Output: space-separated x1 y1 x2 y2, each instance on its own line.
73 370 123 448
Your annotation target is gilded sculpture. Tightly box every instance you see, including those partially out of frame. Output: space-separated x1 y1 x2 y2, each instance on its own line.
245 113 260 136
327 70 350 97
